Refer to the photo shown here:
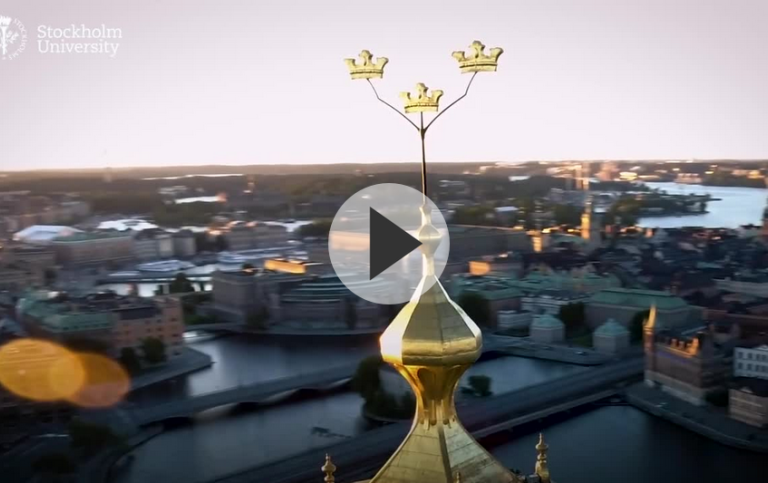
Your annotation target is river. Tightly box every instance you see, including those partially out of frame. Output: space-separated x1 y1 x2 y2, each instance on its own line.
111 335 588 483
639 182 767 229
110 334 768 483
491 405 767 483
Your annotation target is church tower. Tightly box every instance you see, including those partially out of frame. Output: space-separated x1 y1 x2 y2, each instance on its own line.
579 162 601 252
643 304 658 387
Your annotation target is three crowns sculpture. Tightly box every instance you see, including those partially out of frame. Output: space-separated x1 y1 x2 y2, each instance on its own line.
344 40 503 197
334 42 552 483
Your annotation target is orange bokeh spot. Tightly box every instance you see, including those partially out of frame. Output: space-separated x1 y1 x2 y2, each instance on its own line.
68 353 130 408
0 339 85 402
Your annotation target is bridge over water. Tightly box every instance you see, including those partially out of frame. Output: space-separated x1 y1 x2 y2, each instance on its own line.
125 335 530 425
207 356 644 483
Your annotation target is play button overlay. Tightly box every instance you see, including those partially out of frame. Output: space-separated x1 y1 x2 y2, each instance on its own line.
369 208 423 280
328 183 450 305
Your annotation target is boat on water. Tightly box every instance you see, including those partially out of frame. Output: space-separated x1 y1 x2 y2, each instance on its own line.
136 260 196 272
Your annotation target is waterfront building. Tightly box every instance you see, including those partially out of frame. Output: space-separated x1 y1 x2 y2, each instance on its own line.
468 252 524 277
586 287 691 330
133 229 174 261
497 309 534 331
222 222 255 251
262 258 325 275
112 295 184 357
729 377 768 428
212 268 391 330
172 229 197 258
734 344 768 380
448 225 532 261
0 244 56 268
221 222 290 251
592 318 630 355
530 314 566 344
17 291 184 358
512 266 620 294
0 262 45 293
521 289 590 317
529 227 551 253
0 194 90 237
51 231 135 267
449 274 522 328
644 306 729 406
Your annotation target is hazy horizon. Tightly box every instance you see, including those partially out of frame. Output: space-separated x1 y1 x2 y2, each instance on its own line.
3 0 768 170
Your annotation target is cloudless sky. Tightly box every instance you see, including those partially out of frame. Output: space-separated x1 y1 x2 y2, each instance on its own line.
2 0 767 170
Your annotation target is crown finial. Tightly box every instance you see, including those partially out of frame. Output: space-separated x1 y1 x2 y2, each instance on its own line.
344 50 389 80
321 454 336 483
452 40 504 73
400 83 443 113
535 433 551 483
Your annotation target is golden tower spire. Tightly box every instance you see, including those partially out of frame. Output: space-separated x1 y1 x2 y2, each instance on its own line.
342 41 536 483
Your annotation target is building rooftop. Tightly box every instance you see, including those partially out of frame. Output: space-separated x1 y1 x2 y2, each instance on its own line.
594 318 629 337
13 225 82 243
453 274 524 300
589 288 688 310
53 231 133 242
18 291 161 332
532 314 564 329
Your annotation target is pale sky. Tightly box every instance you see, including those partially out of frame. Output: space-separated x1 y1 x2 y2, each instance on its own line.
2 0 767 170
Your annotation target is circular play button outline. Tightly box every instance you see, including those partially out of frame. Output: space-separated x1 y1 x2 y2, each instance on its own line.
328 183 450 305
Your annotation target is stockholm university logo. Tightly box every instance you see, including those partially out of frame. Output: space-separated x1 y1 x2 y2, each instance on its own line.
0 16 27 60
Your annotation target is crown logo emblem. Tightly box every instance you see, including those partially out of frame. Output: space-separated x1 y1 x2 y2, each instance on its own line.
452 40 504 73
344 50 389 80
0 17 11 28
400 83 443 113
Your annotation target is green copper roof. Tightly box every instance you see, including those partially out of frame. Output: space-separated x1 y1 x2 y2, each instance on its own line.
589 288 688 310
532 314 564 329
594 318 629 337
453 275 523 300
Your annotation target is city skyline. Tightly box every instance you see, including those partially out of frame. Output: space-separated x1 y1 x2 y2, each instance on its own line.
3 0 768 170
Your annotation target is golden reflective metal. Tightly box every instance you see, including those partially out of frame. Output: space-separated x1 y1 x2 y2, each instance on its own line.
535 433 551 483
452 41 504 73
400 83 444 113
345 50 389 80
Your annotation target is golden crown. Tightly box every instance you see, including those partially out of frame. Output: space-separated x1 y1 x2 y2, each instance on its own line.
344 50 389 80
452 40 504 73
399 83 443 113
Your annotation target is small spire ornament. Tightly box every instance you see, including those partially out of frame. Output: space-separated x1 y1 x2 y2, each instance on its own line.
321 453 336 483
535 433 551 483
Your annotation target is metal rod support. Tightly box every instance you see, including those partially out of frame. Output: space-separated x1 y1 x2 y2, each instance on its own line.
366 79 419 131
425 72 478 132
